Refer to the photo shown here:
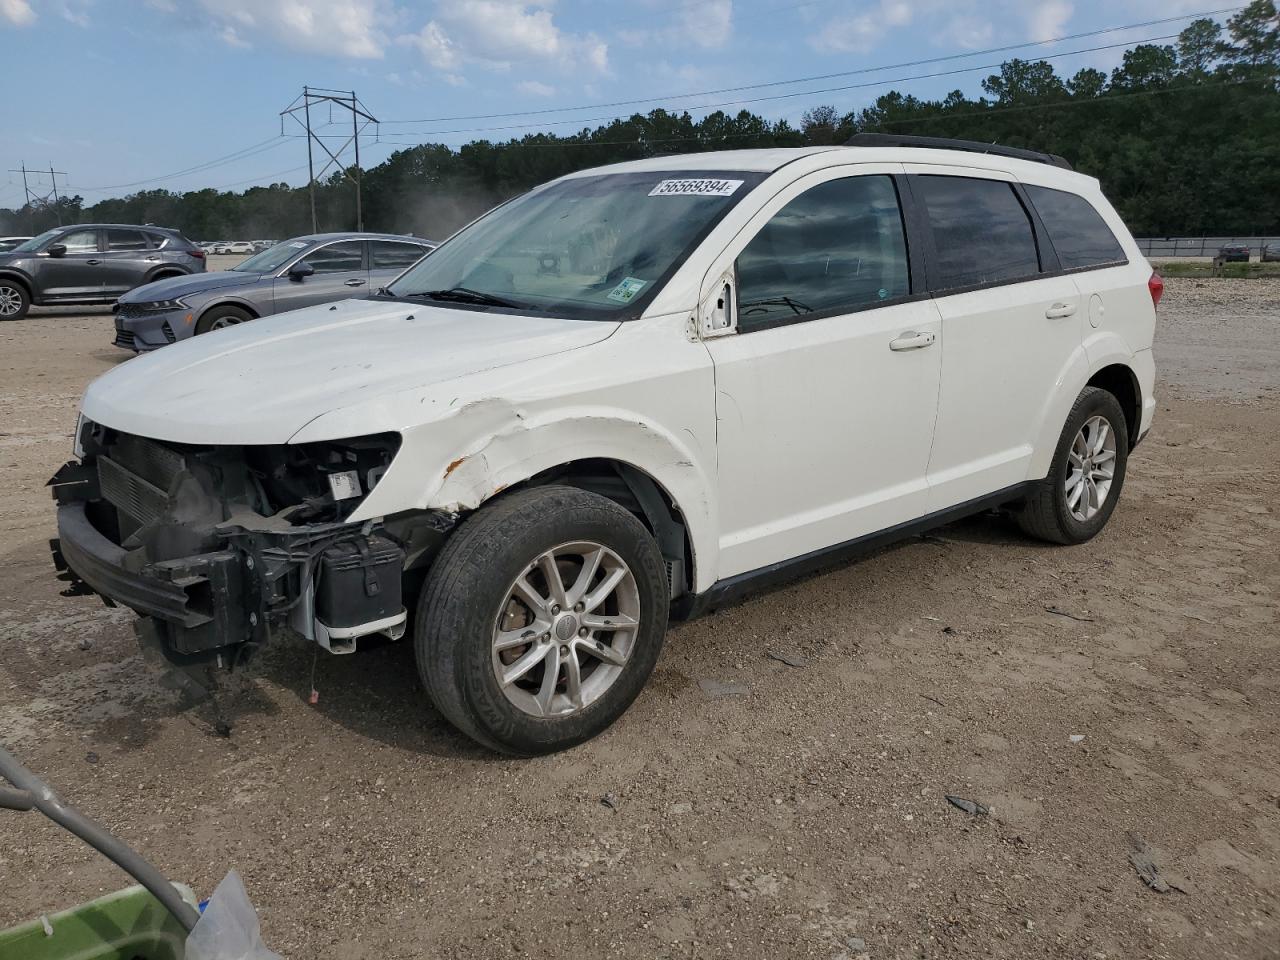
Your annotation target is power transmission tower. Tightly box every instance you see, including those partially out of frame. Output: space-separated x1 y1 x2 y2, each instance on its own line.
280 87 377 233
7 163 69 227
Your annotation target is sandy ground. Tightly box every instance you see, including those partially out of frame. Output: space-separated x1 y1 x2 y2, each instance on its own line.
1 278 1278 959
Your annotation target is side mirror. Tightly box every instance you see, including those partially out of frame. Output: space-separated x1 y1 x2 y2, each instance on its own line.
46 243 67 258
287 261 314 281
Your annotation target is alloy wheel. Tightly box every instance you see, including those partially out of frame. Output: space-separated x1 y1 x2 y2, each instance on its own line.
491 541 641 718
1065 414 1117 521
0 285 23 317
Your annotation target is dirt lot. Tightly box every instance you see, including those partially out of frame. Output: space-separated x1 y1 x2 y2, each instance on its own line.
1 278 1278 959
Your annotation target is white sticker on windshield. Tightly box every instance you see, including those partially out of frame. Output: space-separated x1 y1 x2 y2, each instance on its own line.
288 240 308 248
649 178 744 198
607 277 647 303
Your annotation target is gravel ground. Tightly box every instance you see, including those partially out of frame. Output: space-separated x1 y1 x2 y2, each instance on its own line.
1 278 1277 959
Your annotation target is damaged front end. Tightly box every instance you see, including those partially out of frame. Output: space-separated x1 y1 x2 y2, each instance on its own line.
49 419 451 666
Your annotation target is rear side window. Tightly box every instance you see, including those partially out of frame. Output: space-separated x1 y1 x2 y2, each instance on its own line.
106 229 150 251
1025 185 1126 269
735 174 910 331
371 240 429 270
914 176 1039 290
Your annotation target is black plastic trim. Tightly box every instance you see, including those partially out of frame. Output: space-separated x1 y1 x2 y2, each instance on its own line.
55 503 202 625
672 482 1032 620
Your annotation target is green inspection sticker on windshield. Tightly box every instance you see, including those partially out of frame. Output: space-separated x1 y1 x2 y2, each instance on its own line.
606 277 647 303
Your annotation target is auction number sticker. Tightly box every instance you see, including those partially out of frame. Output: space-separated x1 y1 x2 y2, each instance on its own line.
649 178 744 197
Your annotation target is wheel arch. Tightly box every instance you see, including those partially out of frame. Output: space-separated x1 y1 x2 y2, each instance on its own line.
194 298 261 325
0 270 33 299
330 404 718 593
144 266 189 285
1085 363 1141 446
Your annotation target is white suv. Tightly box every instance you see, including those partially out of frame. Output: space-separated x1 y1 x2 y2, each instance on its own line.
51 135 1159 754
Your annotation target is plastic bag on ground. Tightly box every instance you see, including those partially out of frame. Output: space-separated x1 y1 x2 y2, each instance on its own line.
184 870 282 960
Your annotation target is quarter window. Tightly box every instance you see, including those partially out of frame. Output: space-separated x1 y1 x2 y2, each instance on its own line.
106 229 150 251
55 230 98 254
735 175 910 331
1025 185 1126 269
371 241 429 270
301 241 364 273
914 176 1040 290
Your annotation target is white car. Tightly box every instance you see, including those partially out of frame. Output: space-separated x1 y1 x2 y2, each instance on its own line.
223 241 254 255
51 135 1158 755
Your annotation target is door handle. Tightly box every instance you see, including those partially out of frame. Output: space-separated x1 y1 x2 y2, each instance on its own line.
86 259 101 265
1045 302 1077 319
344 279 366 287
889 330 936 351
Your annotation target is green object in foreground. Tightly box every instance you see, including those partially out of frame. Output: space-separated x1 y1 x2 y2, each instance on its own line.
0 884 198 960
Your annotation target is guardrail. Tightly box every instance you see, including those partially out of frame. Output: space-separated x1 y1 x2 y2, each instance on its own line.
1136 237 1278 258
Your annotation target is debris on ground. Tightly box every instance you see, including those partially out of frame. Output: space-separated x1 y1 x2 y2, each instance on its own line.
698 678 751 698
920 694 946 708
945 795 989 816
1069 734 1086 744
1045 606 1095 622
601 792 618 811
766 649 808 668
941 625 957 635
1127 832 1189 894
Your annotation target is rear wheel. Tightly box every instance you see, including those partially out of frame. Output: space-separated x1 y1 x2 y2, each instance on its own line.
415 485 669 755
0 281 29 321
195 304 252 335
1017 386 1129 544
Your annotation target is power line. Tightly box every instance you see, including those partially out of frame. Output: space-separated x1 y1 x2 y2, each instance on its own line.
371 31 1188 143
382 6 1240 127
76 136 288 193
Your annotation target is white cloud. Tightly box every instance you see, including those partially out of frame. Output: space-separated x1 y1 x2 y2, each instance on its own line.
0 0 36 26
404 2 608 78
516 78 555 96
151 0 394 58
619 0 733 51
811 0 1084 54
1028 1 1072 43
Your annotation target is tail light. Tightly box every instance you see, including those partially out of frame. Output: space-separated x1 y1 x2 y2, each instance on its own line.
1148 270 1164 310
188 247 206 260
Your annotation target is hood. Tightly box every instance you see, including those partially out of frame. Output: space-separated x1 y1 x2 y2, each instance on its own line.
119 270 258 303
82 297 619 445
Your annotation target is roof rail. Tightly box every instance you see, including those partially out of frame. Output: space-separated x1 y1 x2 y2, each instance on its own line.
844 133 1072 170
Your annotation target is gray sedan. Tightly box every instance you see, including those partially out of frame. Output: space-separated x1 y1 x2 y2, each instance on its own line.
113 232 435 351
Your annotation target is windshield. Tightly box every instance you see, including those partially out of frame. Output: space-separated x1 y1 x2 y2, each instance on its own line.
387 170 764 319
13 228 62 253
231 238 311 273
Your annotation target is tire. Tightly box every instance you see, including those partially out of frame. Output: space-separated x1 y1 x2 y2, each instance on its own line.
416 485 670 755
0 280 30 321
194 304 252 335
1016 386 1130 545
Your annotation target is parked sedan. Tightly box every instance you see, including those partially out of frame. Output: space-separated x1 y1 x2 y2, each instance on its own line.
113 232 435 351
1262 243 1280 263
1218 242 1251 262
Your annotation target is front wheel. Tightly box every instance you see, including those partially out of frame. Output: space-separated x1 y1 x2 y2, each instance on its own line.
415 485 669 755
1017 386 1130 544
0 281 29 321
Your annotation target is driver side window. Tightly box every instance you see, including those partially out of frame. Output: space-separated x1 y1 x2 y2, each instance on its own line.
301 241 364 273
736 175 909 333
54 230 99 254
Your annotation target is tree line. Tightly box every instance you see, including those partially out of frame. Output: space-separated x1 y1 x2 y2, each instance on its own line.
4 2 1277 241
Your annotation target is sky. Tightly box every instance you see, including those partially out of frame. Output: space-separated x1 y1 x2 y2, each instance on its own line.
0 0 1237 205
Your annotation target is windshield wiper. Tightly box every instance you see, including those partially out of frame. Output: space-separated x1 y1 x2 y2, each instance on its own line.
410 287 524 309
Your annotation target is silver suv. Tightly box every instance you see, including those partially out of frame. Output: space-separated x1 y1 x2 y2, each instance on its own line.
0 224 206 321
